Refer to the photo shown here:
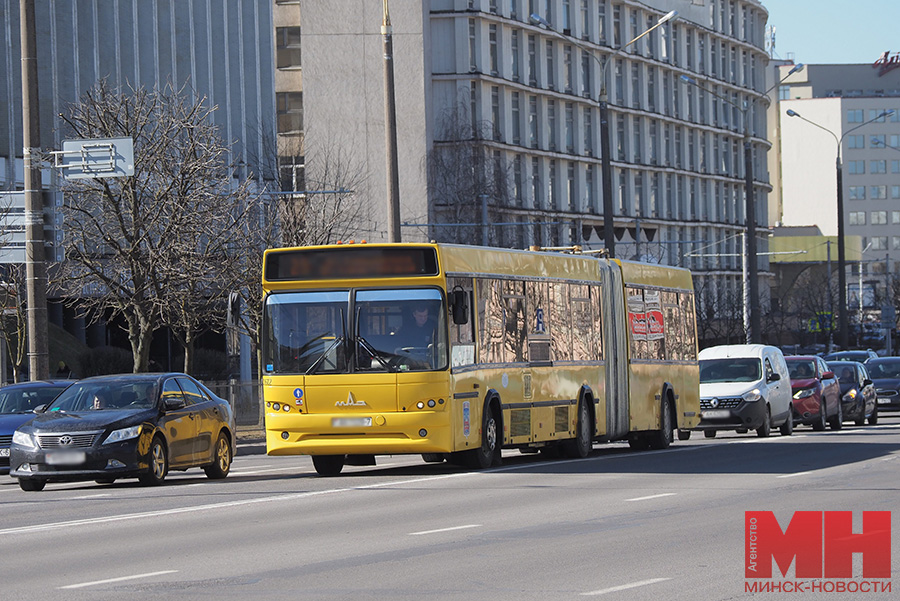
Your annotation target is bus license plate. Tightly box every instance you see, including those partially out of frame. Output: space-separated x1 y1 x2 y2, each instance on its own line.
45 451 86 466
332 417 372 428
0 448 9 457
702 410 730 419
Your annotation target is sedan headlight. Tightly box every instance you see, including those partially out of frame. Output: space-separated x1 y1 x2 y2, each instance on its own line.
104 425 142 445
742 389 762 403
843 389 858 402
793 388 815 399
12 430 37 450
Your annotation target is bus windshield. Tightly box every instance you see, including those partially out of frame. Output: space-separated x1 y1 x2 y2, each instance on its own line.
264 288 448 374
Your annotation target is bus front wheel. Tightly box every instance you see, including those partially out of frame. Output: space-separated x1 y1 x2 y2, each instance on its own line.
648 398 674 450
465 404 499 469
312 454 345 476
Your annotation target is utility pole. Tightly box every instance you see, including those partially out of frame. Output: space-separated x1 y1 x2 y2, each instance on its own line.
20 0 50 381
382 0 401 243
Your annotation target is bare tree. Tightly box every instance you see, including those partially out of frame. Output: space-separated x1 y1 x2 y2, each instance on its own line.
694 276 745 347
229 133 371 380
57 80 257 373
0 265 27 382
427 98 514 247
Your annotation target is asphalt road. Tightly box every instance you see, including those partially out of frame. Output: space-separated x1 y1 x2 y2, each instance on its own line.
1 419 898 601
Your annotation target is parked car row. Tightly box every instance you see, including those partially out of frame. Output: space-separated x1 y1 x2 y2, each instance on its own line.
0 373 235 491
690 344 893 440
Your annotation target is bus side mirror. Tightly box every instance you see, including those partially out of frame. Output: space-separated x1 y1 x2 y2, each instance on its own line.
450 290 469 325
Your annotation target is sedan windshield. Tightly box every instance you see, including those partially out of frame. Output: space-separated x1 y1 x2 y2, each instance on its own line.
867 360 900 379
0 387 68 414
700 358 762 383
48 380 159 412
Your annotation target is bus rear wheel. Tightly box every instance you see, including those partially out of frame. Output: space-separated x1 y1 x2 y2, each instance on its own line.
312 454 345 476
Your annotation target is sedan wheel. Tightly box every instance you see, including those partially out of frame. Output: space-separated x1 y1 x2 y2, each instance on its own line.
204 432 232 479
868 406 879 425
18 478 46 492
139 437 168 486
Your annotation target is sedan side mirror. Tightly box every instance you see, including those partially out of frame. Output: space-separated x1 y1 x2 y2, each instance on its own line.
32 404 47 414
863 378 873 387
164 397 186 411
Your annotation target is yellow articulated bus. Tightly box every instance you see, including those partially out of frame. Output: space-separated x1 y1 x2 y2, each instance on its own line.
261 242 699 475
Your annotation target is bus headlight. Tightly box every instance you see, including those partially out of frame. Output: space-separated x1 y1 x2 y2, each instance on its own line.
416 402 425 410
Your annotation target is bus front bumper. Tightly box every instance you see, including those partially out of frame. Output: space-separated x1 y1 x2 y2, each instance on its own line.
264 411 453 456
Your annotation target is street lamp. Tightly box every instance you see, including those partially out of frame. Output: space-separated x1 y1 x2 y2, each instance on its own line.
786 108 893 349
530 10 677 258
681 62 803 344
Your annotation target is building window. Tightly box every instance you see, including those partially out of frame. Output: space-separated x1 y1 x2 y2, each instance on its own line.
894 236 900 251
633 118 642 163
567 162 576 211
849 211 866 226
849 186 866 200
870 185 887 199
514 156 523 206
532 156 542 207
631 62 642 109
491 86 501 141
546 40 555 90
528 35 537 84
871 211 887 225
581 0 591 41
848 135 865 149
583 107 593 156
276 92 303 133
529 95 538 148
597 1 606 43
549 159 558 209
870 134 886 148
512 92 521 144
511 30 520 82
612 4 621 46
892 160 900 173
847 160 865 174
564 45 574 92
469 19 477 72
893 210 900 224
548 101 557 150
276 27 302 69
869 109 888 123
581 51 591 97
847 109 863 123
871 236 888 250
870 160 887 174
893 185 900 199
565 102 575 152
489 24 499 76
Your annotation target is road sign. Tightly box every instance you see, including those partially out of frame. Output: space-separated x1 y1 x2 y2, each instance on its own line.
54 137 134 180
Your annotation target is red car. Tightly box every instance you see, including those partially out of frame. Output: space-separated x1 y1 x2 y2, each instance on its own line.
785 356 841 431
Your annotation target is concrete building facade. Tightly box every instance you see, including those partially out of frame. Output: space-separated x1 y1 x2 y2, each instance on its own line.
774 60 900 309
298 0 772 318
0 0 277 260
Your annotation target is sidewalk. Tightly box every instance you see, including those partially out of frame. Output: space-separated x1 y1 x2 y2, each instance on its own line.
235 425 266 456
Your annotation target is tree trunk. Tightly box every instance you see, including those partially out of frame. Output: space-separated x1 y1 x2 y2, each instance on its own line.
126 313 154 373
182 334 195 375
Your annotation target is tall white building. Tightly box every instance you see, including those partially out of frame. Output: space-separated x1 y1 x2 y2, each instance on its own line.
299 0 772 319
774 60 900 301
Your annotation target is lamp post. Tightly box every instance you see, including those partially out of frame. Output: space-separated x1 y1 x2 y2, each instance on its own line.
530 10 677 259
382 0 401 242
680 63 803 344
786 108 893 349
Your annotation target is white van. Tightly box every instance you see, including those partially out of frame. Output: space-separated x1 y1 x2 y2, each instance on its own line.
695 344 793 437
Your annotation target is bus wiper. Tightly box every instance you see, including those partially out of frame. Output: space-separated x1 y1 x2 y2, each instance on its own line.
357 335 397 372
306 336 345 375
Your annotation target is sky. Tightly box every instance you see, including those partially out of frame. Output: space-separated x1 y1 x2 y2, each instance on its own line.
762 0 900 65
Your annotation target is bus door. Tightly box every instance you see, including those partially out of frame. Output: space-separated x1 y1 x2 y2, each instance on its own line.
600 262 630 440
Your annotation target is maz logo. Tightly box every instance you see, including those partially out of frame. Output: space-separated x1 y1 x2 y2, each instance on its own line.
335 392 368 407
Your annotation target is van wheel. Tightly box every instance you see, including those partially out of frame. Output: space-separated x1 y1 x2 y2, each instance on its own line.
756 407 771 438
779 414 794 436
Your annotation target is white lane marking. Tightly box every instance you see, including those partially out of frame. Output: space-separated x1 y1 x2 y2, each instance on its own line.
625 493 677 502
59 570 178 590
582 577 671 596
230 467 302 476
776 471 812 479
409 524 481 536
71 494 112 500
0 471 477 537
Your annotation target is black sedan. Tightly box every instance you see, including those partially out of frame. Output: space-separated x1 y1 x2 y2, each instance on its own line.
1 381 74 474
827 361 878 426
9 373 235 491
866 357 900 414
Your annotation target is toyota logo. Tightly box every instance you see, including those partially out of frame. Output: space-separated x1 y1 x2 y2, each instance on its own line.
710 398 719 408
58 435 73 446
